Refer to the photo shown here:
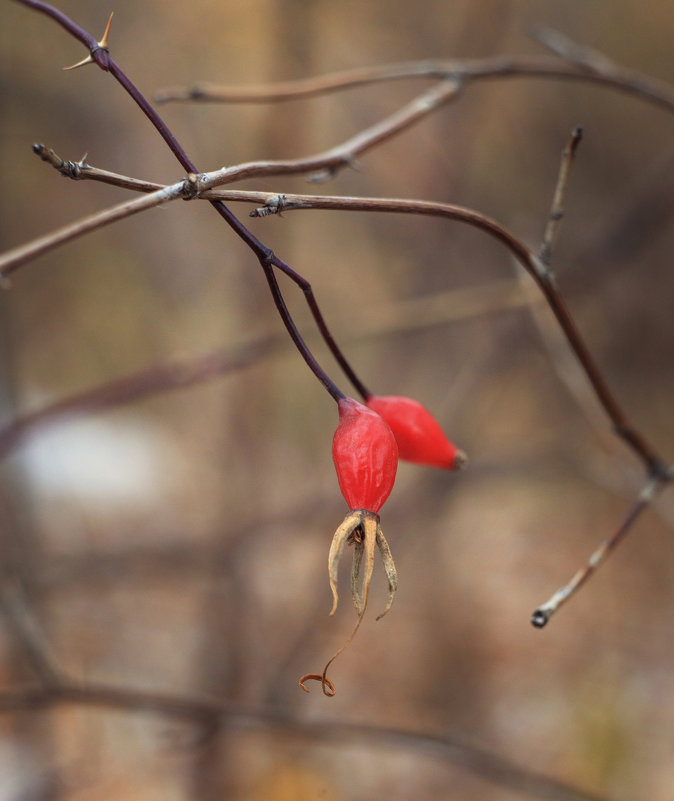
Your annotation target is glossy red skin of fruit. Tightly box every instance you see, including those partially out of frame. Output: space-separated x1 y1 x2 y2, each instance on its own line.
333 397 398 513
365 395 459 469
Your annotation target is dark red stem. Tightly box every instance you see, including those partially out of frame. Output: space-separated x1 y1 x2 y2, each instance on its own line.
15 0 358 403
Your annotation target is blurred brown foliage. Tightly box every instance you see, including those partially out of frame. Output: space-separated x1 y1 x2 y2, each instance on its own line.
0 1 673 799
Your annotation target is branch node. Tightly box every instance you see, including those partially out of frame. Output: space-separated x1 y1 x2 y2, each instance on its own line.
249 194 313 217
32 143 84 179
181 172 205 200
250 193 289 217
259 248 275 267
647 460 674 484
63 12 113 71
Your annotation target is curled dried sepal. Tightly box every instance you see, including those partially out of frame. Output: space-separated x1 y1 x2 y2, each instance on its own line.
300 509 398 697
328 509 397 619
348 512 377 616
375 526 398 620
328 511 360 616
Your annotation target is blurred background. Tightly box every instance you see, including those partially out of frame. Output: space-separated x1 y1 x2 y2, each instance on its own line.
1 1 673 799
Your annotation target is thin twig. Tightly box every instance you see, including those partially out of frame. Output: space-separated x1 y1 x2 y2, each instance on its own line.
234 192 668 477
539 127 583 266
194 78 463 186
529 25 621 73
0 680 616 801
526 130 673 624
0 337 282 459
531 477 670 627
0 278 539 462
31 81 462 196
0 180 187 278
155 53 674 115
228 185 671 486
11 3 673 628
9 135 672 478
31 143 162 192
16 0 350 403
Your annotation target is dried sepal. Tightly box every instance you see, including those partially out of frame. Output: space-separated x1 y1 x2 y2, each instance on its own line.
328 510 362 616
328 509 395 619
375 527 398 621
300 509 399 696
357 513 378 617
350 534 364 614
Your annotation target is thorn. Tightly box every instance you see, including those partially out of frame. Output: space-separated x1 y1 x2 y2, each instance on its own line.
62 12 114 71
63 55 94 71
99 13 114 50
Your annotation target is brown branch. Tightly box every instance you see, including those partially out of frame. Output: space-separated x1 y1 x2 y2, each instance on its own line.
28 80 463 195
237 191 669 477
531 477 670 627
0 680 615 801
529 25 623 73
31 143 162 192
155 53 674 116
520 128 673 624
198 78 463 185
0 281 536 461
0 176 192 278
10 139 672 477
539 127 583 266
0 336 282 459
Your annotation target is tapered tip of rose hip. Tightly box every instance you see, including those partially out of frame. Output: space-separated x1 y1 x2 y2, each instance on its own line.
364 395 464 471
452 449 468 470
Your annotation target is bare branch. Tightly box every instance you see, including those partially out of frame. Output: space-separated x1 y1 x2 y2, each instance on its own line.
236 190 669 476
0 337 282 459
531 476 671 627
196 78 462 186
539 127 583 266
31 79 463 195
0 680 615 801
9 140 671 477
155 60 457 103
12 1 672 637
524 131 672 624
529 25 622 73
0 179 188 278
33 143 162 192
155 53 674 116
0 279 535 461
16 0 354 403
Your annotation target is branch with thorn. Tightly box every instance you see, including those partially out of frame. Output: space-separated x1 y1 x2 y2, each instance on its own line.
5 0 673 633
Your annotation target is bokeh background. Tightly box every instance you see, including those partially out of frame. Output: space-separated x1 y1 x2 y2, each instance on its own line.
1 1 673 799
